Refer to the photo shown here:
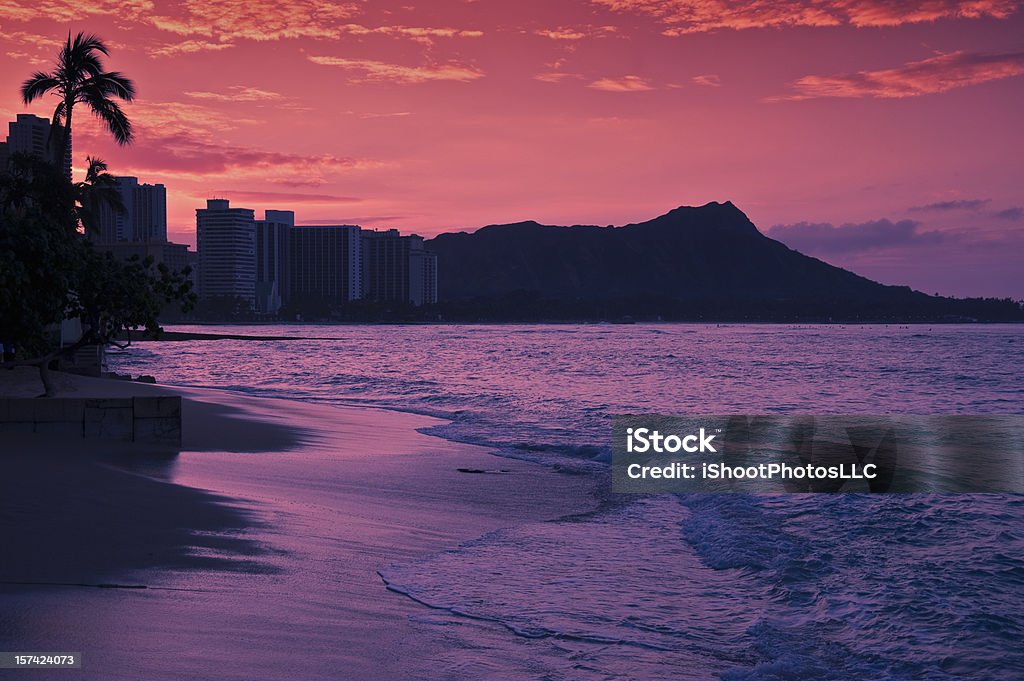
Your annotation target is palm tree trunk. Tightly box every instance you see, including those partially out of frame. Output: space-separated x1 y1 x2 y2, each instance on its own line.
60 100 73 180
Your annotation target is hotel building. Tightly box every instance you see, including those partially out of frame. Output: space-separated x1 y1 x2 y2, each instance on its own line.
98 177 168 242
196 199 256 309
197 202 439 313
288 224 363 307
0 113 71 178
255 210 294 315
362 229 438 306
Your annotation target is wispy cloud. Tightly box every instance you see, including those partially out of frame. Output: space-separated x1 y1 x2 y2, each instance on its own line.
535 27 588 40
775 51 1024 100
128 101 259 133
148 0 359 41
308 56 484 83
692 74 721 87
2 30 65 49
73 100 371 184
107 129 366 180
769 218 947 253
0 0 483 50
339 24 483 43
534 72 585 83
910 198 990 211
148 40 234 57
591 0 1020 34
588 75 654 91
151 5 478 48
995 207 1023 221
354 111 413 119
301 215 405 225
217 190 362 203
2 29 82 64
185 86 286 102
0 0 152 23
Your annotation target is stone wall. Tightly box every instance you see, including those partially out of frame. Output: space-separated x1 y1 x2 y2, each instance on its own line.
0 396 181 446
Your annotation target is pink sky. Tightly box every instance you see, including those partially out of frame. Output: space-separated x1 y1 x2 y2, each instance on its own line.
1 0 1022 297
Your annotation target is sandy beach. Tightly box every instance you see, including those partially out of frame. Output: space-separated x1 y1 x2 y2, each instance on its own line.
0 367 598 679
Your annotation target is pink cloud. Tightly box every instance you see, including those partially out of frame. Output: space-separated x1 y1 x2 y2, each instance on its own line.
300 215 405 225
147 40 233 57
354 111 412 119
592 0 1019 33
692 73 721 87
307 56 484 83
147 0 359 41
127 101 260 132
534 24 619 41
97 130 364 179
339 24 484 42
0 0 152 23
185 86 286 102
213 190 362 203
534 27 588 40
588 75 655 91
72 102 370 183
776 50 1024 99
534 71 584 83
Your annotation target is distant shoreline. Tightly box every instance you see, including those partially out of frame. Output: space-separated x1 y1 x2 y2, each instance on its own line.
133 319 1024 342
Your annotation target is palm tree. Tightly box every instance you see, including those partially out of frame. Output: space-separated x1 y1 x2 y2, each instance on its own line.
20 32 135 179
75 156 124 239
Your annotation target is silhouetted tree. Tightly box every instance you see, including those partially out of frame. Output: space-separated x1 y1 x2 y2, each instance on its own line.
21 32 135 177
75 156 123 238
3 38 192 395
0 152 76 215
0 156 193 394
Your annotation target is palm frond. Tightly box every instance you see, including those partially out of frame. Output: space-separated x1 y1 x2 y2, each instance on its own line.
84 71 136 101
84 156 110 183
78 52 106 79
60 33 107 83
82 92 133 146
21 72 59 103
51 100 67 125
72 32 110 57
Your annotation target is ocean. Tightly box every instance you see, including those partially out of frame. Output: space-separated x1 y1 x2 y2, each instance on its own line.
109 323 1024 679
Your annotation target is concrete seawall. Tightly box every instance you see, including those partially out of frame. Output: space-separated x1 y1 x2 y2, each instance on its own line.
0 396 181 446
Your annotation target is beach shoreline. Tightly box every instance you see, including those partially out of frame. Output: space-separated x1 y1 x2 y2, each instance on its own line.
0 368 600 679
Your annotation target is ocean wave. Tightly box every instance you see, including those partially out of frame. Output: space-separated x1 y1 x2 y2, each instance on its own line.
108 323 1024 678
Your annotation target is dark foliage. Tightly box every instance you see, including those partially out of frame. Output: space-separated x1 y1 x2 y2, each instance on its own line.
0 154 194 393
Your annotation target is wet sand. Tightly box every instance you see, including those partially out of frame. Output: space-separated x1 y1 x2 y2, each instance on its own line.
0 369 597 679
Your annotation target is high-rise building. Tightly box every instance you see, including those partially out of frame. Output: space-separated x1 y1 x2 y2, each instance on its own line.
132 180 167 241
361 229 438 306
7 114 50 159
288 225 362 308
410 247 439 307
196 199 256 309
2 114 71 178
97 177 167 242
255 210 294 314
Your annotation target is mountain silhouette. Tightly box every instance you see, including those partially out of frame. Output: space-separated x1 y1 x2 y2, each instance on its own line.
425 201 1021 321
